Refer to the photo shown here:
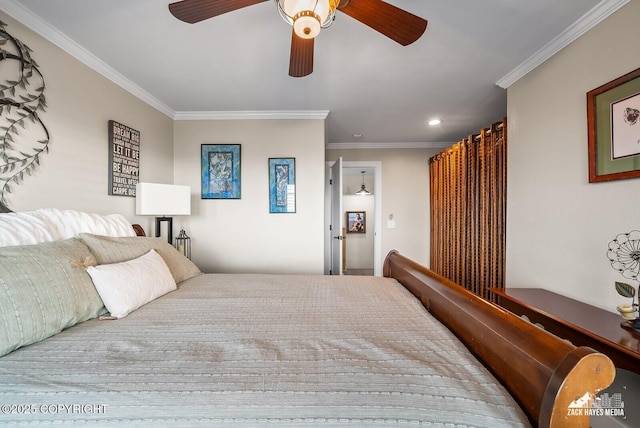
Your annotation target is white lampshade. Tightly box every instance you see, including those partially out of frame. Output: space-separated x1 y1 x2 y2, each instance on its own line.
135 183 191 216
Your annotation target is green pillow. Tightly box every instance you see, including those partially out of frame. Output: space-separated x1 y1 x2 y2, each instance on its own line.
79 234 201 284
0 238 105 357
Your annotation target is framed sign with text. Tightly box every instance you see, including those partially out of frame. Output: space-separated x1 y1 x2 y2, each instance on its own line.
108 120 140 196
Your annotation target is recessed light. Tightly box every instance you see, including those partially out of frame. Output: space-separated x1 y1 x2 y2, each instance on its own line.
352 133 363 139
428 119 442 126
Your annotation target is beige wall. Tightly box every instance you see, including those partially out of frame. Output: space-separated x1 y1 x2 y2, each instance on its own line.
0 12 174 224
174 119 326 274
326 148 442 267
506 1 640 312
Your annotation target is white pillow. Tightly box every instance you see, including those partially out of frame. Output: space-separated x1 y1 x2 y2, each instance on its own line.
0 209 136 247
87 249 176 318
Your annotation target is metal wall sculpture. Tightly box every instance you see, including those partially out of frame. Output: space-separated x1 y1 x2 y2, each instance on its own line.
0 20 49 213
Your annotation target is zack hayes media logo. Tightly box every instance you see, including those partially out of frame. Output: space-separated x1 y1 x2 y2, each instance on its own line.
567 391 625 417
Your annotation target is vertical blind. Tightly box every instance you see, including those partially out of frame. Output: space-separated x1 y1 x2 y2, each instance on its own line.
429 118 507 303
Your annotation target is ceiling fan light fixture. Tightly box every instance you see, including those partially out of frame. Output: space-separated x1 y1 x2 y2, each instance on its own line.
277 0 338 39
293 11 321 39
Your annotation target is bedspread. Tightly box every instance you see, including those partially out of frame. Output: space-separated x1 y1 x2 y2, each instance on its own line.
0 274 530 427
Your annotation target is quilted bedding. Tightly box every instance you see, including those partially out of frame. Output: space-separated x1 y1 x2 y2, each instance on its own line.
0 273 529 427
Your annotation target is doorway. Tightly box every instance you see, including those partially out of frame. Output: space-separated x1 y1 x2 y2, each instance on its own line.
324 160 381 276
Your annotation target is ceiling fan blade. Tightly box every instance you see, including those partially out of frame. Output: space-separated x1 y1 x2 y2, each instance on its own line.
169 0 268 24
338 0 427 46
289 31 314 78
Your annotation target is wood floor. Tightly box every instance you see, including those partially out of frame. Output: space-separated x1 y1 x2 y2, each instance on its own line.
343 269 374 276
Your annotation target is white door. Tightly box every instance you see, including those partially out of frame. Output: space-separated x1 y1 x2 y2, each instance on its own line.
330 157 343 275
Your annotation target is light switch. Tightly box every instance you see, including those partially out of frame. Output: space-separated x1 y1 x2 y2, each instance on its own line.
387 220 396 229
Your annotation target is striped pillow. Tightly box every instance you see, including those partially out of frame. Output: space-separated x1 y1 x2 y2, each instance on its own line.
79 234 201 284
0 238 105 357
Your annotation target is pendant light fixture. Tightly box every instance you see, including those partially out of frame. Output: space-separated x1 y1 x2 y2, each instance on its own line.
356 171 370 195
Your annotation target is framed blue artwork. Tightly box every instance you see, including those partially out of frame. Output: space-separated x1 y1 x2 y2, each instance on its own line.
269 157 295 213
201 144 241 199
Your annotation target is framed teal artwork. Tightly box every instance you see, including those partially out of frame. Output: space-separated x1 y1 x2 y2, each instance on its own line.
269 158 295 213
201 144 241 199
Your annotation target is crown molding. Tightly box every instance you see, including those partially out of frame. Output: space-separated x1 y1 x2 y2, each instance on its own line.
326 141 453 150
173 110 330 121
496 0 629 89
0 0 175 118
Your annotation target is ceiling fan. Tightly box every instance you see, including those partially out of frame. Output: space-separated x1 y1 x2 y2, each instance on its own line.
168 0 427 78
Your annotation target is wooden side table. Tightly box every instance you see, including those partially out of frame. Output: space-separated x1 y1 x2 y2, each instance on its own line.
488 288 640 375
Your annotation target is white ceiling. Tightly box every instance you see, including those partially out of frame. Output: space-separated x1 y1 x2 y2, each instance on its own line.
1 0 626 148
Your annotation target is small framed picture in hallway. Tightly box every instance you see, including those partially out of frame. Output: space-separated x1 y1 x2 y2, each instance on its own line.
346 211 366 233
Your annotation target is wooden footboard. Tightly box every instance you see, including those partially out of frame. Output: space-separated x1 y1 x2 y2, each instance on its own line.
383 250 615 428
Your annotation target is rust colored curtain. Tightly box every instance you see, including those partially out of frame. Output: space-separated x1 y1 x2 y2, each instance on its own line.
429 118 507 303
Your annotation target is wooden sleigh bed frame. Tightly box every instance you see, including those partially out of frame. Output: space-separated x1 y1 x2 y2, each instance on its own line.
382 250 615 428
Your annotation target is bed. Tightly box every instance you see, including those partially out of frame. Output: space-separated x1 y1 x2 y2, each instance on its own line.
0 209 614 427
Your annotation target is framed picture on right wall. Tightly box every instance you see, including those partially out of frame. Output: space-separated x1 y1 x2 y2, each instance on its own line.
588 66 640 182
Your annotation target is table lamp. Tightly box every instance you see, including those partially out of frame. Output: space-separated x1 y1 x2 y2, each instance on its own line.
135 182 190 244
